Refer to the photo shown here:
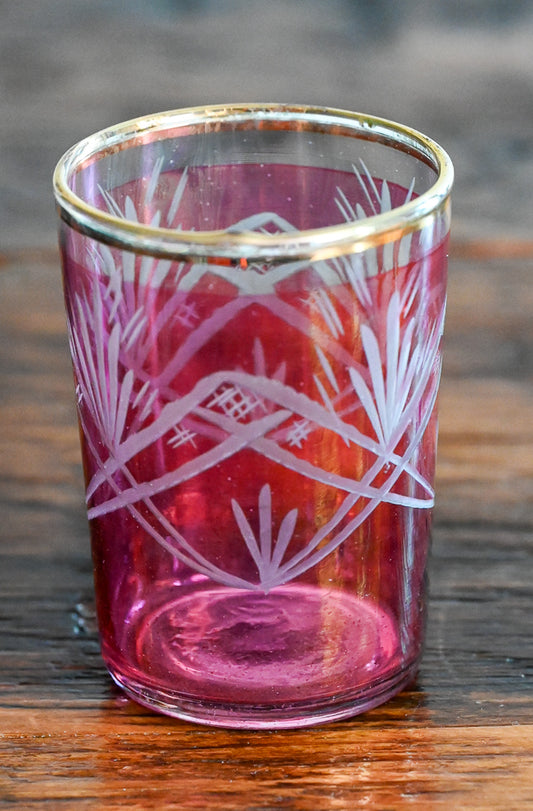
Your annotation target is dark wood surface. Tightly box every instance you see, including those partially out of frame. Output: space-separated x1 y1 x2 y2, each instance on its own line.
2 1 533 808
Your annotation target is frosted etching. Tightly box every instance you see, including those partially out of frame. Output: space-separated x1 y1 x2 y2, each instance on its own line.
66 162 445 592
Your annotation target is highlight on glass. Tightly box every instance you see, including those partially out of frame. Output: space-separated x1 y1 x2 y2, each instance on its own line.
53 104 453 729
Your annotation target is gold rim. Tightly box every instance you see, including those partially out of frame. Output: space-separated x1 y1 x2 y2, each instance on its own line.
53 103 454 262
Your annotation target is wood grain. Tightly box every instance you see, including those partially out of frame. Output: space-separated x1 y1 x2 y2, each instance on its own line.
1 242 532 809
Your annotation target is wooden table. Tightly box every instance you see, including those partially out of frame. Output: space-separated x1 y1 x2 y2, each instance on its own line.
1 234 532 809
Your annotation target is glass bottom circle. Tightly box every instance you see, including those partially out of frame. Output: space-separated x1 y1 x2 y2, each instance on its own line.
103 583 418 729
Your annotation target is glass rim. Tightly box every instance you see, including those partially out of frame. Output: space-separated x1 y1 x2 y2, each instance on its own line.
53 103 454 262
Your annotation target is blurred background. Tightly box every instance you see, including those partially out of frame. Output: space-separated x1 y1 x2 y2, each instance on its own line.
1 0 532 249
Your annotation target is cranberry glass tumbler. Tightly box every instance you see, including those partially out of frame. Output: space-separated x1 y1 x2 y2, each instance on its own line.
54 105 453 728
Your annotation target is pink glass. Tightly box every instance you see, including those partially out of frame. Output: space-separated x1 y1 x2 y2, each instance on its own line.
53 104 453 728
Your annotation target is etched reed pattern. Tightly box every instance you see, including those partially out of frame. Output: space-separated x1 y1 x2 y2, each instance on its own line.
65 161 445 592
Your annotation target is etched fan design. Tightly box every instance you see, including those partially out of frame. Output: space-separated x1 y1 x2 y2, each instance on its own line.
67 161 445 592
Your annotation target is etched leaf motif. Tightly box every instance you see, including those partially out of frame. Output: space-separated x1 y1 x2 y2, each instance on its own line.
71 282 161 460
347 290 440 454
231 485 299 591
335 161 415 292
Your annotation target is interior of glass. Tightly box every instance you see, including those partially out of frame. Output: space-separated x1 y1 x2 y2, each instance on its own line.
54 107 452 261
69 123 438 233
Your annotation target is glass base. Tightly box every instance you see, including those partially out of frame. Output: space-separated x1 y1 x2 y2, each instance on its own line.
103 584 419 729
110 660 418 729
